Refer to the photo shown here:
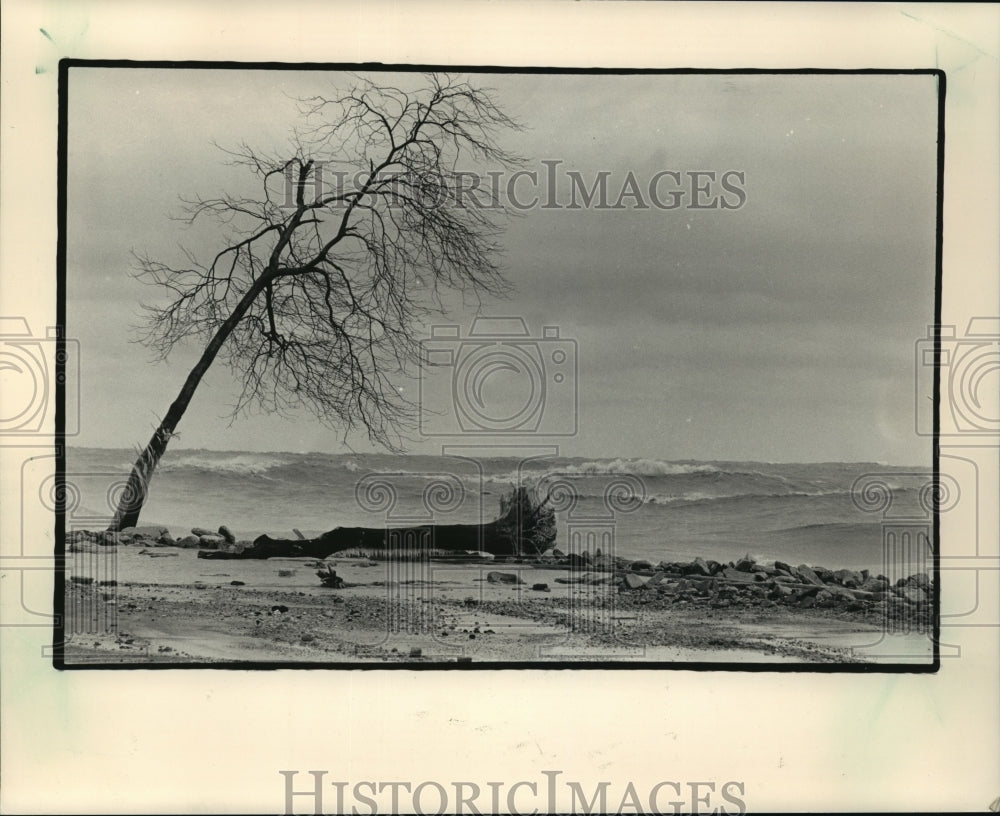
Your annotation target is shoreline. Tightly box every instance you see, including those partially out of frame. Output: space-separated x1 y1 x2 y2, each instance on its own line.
62 535 935 665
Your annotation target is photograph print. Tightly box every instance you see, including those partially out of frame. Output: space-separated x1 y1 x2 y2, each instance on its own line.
58 65 941 668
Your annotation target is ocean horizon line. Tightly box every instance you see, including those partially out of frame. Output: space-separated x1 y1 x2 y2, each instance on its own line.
65 444 929 470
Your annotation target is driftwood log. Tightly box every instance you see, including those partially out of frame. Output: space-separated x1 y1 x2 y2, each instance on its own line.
197 487 555 560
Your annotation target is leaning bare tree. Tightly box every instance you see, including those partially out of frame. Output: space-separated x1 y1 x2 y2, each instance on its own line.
108 73 522 531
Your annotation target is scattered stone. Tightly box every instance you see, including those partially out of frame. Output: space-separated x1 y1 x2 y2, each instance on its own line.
177 535 201 548
629 559 653 571
774 561 793 575
230 580 246 586
270 605 289 614
486 571 523 585
906 572 931 592
199 535 225 548
735 555 756 572
531 583 550 592
218 525 236 544
191 527 215 537
156 533 175 547
300 633 316 643
277 569 296 577
623 573 650 590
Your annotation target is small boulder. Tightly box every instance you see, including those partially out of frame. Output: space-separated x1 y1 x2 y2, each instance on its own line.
629 559 653 572
531 583 550 592
177 535 201 548
199 534 225 548
623 573 650 590
833 569 863 588
486 571 523 585
774 561 793 575
906 572 931 592
735 555 756 572
191 527 215 537
794 565 825 586
687 557 711 576
722 567 757 584
860 576 889 592
218 525 236 544
122 525 168 539
900 586 928 604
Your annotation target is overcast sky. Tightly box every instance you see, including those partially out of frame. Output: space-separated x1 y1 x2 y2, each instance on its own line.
66 67 938 464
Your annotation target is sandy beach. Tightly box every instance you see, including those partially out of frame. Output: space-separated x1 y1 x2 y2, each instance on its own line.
61 545 934 666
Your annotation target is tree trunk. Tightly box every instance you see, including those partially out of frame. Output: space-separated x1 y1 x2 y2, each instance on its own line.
107 277 273 531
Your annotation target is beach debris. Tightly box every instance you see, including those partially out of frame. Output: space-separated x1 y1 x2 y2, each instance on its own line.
316 564 345 588
199 487 555 560
292 528 306 540
138 549 179 557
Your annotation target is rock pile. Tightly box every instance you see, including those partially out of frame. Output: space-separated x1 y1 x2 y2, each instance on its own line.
601 554 933 628
66 525 250 553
